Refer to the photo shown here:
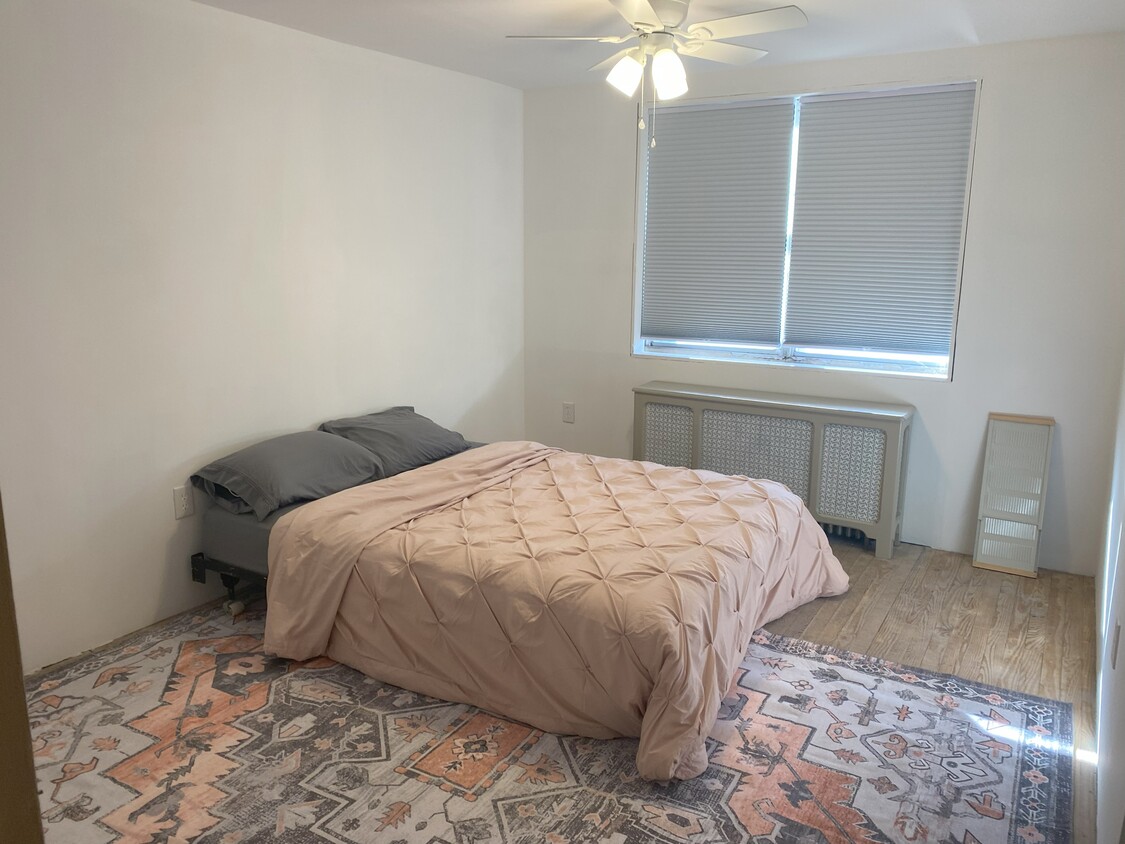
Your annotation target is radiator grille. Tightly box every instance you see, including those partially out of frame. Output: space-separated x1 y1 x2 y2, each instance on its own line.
633 382 913 559
700 410 812 502
643 402 694 468
818 424 886 523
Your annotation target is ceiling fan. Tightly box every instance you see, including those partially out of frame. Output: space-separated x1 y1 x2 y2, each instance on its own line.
508 0 808 100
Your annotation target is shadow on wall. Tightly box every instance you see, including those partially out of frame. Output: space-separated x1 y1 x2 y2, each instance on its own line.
898 411 943 548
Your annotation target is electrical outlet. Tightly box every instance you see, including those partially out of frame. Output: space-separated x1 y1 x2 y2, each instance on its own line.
172 485 194 520
562 402 575 424
1113 621 1121 671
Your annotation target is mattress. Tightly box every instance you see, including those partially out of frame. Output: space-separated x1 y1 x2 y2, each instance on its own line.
264 441 848 780
200 502 306 576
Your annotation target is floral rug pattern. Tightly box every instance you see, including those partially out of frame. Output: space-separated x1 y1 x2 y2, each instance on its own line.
26 601 1072 843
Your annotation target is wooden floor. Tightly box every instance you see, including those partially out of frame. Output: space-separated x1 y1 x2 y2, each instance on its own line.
765 538 1098 843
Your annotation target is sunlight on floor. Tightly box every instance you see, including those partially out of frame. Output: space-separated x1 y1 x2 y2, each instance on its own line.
1075 748 1098 767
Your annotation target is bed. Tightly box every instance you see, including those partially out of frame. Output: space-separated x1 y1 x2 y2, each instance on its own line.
190 502 304 602
260 439 848 781
189 409 847 780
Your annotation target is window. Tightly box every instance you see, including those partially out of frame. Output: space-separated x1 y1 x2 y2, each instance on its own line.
634 82 978 379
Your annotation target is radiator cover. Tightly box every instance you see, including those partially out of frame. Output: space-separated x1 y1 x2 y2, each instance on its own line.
634 381 914 559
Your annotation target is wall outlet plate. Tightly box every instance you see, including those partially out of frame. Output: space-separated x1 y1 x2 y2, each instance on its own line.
562 402 575 424
173 485 194 520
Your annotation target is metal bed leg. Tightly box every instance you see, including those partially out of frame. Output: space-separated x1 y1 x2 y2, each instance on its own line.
219 573 239 601
190 553 207 584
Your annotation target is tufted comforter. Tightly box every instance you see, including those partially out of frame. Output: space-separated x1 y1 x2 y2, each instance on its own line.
264 441 848 779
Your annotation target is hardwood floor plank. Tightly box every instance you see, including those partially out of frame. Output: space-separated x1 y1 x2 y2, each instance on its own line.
853 549 935 661
935 562 1003 676
1038 569 1069 701
919 549 979 668
766 538 857 639
801 541 883 645
765 589 821 640
998 573 1050 696
864 548 958 667
826 544 922 655
977 569 1020 686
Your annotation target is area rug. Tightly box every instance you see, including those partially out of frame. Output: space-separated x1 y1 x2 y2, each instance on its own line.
26 600 1072 844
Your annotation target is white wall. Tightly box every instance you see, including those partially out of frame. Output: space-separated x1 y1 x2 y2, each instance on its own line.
524 33 1125 577
0 0 525 671
1098 348 1125 844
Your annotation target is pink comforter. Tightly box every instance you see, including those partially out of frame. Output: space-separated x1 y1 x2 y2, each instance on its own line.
264 441 847 779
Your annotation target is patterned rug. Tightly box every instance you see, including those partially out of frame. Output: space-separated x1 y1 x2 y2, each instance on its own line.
26 600 1072 844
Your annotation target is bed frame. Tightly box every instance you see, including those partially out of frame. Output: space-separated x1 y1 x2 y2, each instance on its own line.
190 553 266 614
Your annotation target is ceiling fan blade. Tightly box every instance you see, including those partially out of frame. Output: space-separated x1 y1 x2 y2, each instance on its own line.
589 48 635 72
687 5 808 41
607 0 663 29
680 41 768 65
506 35 631 42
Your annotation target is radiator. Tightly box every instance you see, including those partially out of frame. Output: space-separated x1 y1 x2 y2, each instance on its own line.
633 381 914 559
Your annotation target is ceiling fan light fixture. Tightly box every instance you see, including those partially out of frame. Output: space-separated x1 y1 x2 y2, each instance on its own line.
606 52 645 96
651 48 688 100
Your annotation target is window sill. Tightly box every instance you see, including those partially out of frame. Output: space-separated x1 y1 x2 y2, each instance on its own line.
634 344 951 381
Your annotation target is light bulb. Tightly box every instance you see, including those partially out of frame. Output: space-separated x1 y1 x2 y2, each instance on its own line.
652 48 688 100
606 53 644 97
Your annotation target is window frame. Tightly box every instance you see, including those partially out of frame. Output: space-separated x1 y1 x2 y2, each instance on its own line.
630 80 981 381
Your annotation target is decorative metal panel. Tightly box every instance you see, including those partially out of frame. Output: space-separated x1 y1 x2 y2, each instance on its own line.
700 410 812 502
643 402 693 467
818 424 886 523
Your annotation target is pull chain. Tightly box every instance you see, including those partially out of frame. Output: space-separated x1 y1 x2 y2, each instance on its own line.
638 62 646 131
633 55 656 148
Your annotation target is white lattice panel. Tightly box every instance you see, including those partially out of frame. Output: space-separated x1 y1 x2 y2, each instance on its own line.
700 410 812 502
818 424 886 523
975 517 1039 571
643 402 694 467
980 420 1051 524
973 414 1054 576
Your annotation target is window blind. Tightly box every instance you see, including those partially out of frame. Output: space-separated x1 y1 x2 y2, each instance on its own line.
640 101 795 345
784 86 976 356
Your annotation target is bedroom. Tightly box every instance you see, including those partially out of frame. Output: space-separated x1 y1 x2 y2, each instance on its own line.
0 0 1123 841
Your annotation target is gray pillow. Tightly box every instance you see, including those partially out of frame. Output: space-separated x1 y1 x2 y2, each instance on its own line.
191 430 381 520
319 406 471 478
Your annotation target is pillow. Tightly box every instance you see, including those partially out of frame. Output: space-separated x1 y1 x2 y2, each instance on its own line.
319 406 471 478
191 430 381 520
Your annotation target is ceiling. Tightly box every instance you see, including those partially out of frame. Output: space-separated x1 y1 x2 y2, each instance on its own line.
192 0 1125 89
